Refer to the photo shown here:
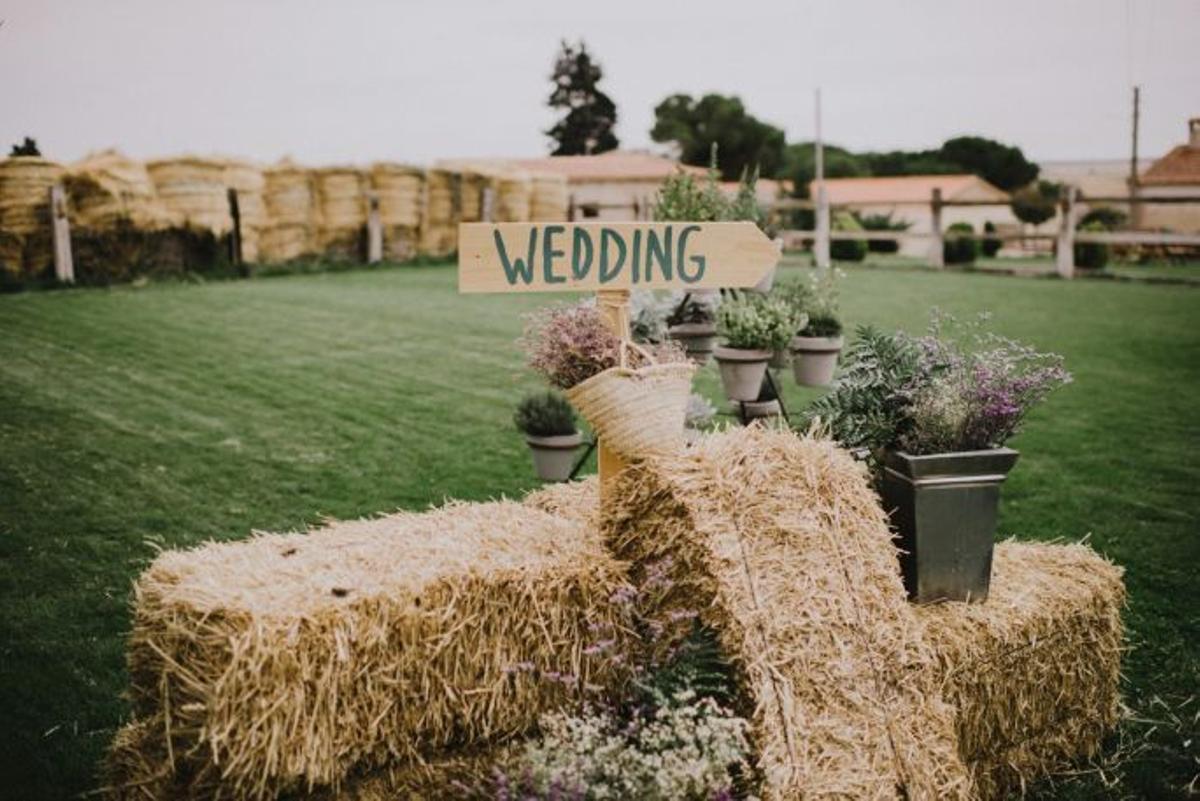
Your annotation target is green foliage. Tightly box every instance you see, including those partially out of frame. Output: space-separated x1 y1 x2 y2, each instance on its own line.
545 40 619 156
1079 206 1126 231
651 93 786 180
830 212 867 262
774 268 842 337
802 325 922 463
782 142 869 199
1074 221 1110 270
943 222 978 265
717 294 802 351
513 391 576 437
981 221 1002 257
856 212 910 253
9 136 40 157
938 136 1040 192
654 152 766 232
1010 180 1061 226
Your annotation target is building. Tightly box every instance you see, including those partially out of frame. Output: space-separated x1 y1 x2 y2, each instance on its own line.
812 174 1019 257
1138 118 1200 233
438 151 788 221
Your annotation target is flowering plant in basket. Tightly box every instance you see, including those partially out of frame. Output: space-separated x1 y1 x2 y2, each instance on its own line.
521 300 695 460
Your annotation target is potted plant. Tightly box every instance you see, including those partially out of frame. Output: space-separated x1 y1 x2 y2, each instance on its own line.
778 270 844 387
805 315 1071 603
738 373 782 423
521 301 695 460
666 290 720 365
514 391 583 482
714 295 802 403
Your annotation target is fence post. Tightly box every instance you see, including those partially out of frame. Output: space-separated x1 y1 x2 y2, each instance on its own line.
1056 185 1077 279
226 188 243 270
367 192 383 264
814 183 830 269
929 188 944 268
567 194 576 222
49 185 74 284
481 187 495 222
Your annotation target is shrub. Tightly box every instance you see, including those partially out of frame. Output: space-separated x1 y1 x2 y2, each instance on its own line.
1074 221 1109 270
774 269 843 338
856 212 909 253
981 221 1002 257
942 222 978 265
1079 206 1126 230
1010 180 1059 226
717 294 802 351
514 391 577 437
830 212 867 262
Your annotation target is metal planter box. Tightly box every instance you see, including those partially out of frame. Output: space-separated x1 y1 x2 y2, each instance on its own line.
881 448 1019 604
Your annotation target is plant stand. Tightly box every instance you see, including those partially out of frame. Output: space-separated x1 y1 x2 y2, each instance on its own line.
568 438 597 481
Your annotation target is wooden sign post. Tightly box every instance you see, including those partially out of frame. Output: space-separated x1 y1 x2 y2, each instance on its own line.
458 221 780 494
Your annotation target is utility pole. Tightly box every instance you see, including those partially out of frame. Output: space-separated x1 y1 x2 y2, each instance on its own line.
814 88 830 269
1129 85 1141 228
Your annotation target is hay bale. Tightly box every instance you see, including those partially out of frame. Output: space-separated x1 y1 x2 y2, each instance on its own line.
917 540 1125 799
530 173 569 221
64 150 175 231
495 172 532 222
0 156 64 235
523 476 599 531
146 157 230 234
368 163 423 228
260 163 316 262
313 167 367 258
418 169 458 258
118 500 632 800
601 428 972 800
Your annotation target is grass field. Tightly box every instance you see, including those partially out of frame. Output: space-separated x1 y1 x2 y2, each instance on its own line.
1 262 1197 800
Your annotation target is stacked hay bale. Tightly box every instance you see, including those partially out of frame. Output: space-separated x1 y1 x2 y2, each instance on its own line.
530 172 569 221
64 150 174 231
145 157 230 235
495 170 533 222
222 159 266 262
458 169 491 224
418 168 459 258
917 540 1125 799
260 161 316 262
0 156 65 277
106 500 632 800
368 162 423 262
313 167 367 260
601 428 972 799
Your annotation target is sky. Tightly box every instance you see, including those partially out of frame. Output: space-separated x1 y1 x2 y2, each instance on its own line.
2 0 1197 168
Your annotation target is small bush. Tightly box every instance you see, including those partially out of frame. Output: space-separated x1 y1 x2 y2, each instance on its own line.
717 294 802 351
1010 181 1059 226
1079 206 1126 231
830 212 867 262
1074 221 1110 270
943 222 978 265
856 212 909 253
514 391 577 437
981 221 1002 257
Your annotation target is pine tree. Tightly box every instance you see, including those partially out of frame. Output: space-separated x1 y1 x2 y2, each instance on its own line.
545 41 619 156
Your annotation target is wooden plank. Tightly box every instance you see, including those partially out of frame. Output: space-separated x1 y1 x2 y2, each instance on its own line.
367 193 383 264
49 185 74 284
595 289 630 498
1075 231 1200 246
458 221 779 293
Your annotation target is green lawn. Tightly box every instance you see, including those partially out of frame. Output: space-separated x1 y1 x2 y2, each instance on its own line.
1 263 1197 800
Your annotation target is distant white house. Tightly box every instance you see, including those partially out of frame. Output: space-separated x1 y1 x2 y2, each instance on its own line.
811 174 1018 257
1138 118 1200 233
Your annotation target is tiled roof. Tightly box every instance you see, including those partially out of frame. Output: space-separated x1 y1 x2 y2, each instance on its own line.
813 174 1010 204
1141 145 1200 187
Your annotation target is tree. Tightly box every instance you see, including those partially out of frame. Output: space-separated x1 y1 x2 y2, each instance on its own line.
938 136 1039 192
545 41 619 156
650 93 785 181
1010 180 1061 226
782 142 869 198
10 137 40 157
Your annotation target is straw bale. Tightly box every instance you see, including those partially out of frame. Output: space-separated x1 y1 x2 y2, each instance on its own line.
312 167 367 256
369 163 424 228
382 226 419 262
522 476 599 531
916 540 1125 799
0 156 65 234
495 172 532 222
458 171 491 223
64 150 175 231
601 427 972 800
120 499 632 799
530 173 569 221
259 224 312 263
0 229 23 276
418 169 459 257
263 163 316 226
146 157 230 234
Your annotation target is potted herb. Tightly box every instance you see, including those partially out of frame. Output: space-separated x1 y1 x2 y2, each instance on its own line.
806 315 1071 603
778 270 844 387
714 295 802 403
666 290 720 365
521 301 695 459
514 391 582 482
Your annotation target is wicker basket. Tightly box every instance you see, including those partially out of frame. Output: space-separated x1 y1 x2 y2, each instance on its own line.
566 343 695 460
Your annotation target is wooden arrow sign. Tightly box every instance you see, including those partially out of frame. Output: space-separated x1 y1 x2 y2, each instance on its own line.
458 221 779 293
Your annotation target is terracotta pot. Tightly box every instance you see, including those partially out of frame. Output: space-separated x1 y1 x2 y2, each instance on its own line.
524 432 583 482
790 335 844 387
713 345 771 402
668 322 718 366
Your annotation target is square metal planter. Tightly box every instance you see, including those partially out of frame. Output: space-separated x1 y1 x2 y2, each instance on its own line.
881 448 1019 604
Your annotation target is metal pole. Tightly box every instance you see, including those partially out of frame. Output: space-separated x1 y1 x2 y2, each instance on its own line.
814 88 831 269
1129 85 1141 228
